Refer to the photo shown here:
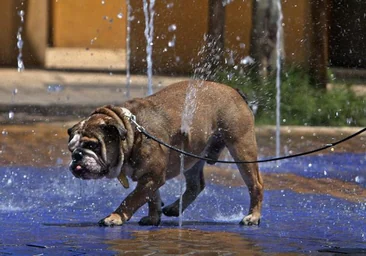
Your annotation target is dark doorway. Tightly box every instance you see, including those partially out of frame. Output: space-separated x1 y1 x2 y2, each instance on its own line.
329 0 366 68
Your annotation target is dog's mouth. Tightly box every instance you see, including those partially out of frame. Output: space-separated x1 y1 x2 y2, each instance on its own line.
69 148 108 179
69 161 107 180
69 161 91 179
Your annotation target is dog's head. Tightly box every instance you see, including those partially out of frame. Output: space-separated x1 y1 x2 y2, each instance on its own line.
67 113 127 180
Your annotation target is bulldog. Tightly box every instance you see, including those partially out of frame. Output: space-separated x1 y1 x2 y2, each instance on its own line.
68 80 263 226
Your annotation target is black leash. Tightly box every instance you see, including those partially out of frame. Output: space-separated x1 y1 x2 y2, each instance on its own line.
139 127 366 164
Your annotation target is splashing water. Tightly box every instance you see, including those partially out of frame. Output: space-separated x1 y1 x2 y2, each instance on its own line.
17 10 25 72
179 145 185 227
142 0 156 96
181 82 199 135
125 0 132 98
168 24 177 32
275 0 283 158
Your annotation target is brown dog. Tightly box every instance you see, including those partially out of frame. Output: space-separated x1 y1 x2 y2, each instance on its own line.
67 80 263 226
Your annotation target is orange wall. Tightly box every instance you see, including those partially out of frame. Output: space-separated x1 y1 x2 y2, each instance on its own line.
282 0 310 66
0 0 48 67
128 0 310 73
0 0 21 66
0 0 312 70
52 0 126 49
129 0 209 74
225 0 252 62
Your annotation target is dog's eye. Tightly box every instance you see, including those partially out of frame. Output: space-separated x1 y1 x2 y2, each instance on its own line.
83 141 99 151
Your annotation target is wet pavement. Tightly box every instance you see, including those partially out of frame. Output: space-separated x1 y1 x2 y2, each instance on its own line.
0 153 365 255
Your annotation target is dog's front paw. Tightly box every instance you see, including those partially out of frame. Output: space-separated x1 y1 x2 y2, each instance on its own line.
239 214 261 226
138 216 161 226
98 213 124 226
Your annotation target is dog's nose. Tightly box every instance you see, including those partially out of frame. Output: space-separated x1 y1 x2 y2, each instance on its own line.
72 150 83 162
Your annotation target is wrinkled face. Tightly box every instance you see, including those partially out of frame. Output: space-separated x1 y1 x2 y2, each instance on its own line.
67 115 126 180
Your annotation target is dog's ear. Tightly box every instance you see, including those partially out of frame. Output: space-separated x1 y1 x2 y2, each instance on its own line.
102 122 127 141
67 122 82 137
67 124 79 139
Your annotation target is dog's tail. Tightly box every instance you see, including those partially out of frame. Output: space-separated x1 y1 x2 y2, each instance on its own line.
235 88 249 105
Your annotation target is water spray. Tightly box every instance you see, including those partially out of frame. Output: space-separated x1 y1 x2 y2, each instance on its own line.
142 0 156 96
275 0 284 158
17 8 25 72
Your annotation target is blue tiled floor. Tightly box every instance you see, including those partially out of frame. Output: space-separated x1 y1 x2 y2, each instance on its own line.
0 154 365 255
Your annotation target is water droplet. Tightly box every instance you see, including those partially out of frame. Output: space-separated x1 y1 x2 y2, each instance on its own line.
90 37 97 45
2 130 8 135
240 56 254 65
168 24 177 32
12 89 18 95
166 2 174 8
18 10 25 23
117 12 123 19
324 170 327 176
308 163 312 168
8 111 14 119
355 176 365 183
101 0 105 4
56 158 63 165
168 35 176 47
17 40 24 49
47 84 64 93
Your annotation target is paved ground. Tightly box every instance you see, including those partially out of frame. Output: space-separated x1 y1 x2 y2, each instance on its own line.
0 68 187 123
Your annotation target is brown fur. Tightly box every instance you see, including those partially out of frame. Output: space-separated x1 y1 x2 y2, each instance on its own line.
68 80 263 226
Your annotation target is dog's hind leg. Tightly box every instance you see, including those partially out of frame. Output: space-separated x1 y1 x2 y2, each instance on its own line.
162 160 205 217
204 133 225 165
226 135 264 226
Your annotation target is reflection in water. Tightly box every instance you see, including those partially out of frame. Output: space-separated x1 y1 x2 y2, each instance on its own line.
107 229 264 255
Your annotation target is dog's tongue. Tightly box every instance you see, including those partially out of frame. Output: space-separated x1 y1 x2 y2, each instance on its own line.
75 165 82 171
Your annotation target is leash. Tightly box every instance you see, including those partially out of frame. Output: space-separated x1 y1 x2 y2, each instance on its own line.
125 110 365 164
